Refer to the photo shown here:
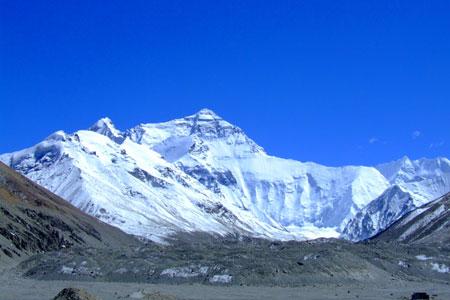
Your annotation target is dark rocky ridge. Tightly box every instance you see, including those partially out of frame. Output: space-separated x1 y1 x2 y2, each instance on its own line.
53 288 98 300
372 192 450 244
0 162 137 262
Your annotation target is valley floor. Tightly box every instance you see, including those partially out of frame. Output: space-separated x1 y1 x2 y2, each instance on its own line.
0 268 450 300
1 272 449 300
2 236 450 300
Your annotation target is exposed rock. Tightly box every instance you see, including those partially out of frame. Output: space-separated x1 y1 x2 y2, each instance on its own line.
410 292 430 300
53 288 98 300
372 192 450 244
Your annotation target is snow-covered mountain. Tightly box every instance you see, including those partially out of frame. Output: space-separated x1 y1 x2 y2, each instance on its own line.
342 157 450 241
0 128 274 243
342 185 416 241
1 109 449 242
372 192 450 244
376 156 450 206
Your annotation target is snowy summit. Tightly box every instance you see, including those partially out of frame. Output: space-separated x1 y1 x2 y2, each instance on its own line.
1 109 449 243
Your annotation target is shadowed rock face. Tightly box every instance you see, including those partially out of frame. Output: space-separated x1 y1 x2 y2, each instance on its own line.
372 192 450 244
0 162 137 261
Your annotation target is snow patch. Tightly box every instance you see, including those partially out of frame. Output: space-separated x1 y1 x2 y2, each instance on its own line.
209 274 232 284
160 266 205 278
416 255 433 261
60 266 74 274
431 263 450 273
303 254 320 261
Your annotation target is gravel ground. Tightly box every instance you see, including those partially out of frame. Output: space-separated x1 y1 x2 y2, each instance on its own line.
0 270 449 300
2 235 449 300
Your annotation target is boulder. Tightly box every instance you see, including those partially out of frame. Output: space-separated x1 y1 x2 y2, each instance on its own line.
53 288 98 300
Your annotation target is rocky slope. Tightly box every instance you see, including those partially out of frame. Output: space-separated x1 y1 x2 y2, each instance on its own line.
372 192 450 244
1 109 449 242
0 162 136 262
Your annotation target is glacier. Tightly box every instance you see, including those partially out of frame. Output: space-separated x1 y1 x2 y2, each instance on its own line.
1 108 449 242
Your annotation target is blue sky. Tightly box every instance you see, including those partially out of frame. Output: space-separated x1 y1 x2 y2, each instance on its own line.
0 0 449 166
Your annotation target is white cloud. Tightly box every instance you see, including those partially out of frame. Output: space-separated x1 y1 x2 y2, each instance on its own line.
412 130 421 139
429 140 445 149
369 137 379 144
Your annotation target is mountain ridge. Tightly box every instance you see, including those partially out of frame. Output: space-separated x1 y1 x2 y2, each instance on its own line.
372 191 450 244
1 109 449 242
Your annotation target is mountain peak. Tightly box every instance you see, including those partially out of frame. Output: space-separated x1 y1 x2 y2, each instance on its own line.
398 155 413 166
89 117 123 142
182 108 247 140
193 108 221 120
90 117 115 129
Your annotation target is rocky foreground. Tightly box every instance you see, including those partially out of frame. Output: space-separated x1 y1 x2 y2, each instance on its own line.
15 234 450 286
1 247 449 300
0 234 443 299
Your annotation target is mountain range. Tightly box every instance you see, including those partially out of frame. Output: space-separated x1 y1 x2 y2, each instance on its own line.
1 109 449 242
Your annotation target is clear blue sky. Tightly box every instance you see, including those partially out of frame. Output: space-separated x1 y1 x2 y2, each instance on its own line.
1 1 449 166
